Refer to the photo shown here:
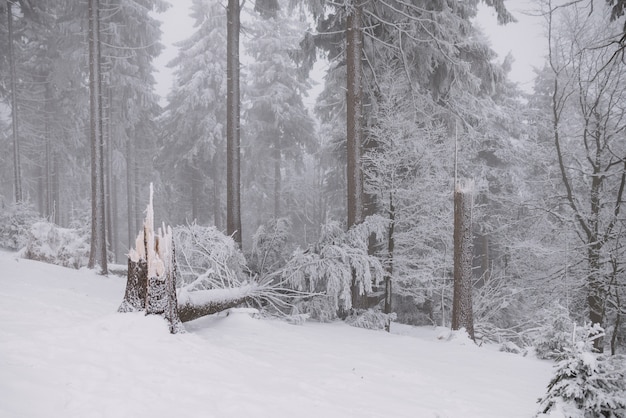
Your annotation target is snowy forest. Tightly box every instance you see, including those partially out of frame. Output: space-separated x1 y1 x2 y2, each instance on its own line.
2 0 626 416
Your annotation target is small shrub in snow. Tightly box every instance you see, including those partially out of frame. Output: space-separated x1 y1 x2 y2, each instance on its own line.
293 296 338 322
537 324 626 417
534 305 576 360
346 309 397 330
499 341 527 356
20 221 90 269
279 216 387 312
0 200 40 251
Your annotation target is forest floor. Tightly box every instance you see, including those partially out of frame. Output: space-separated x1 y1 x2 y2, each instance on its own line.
0 250 553 418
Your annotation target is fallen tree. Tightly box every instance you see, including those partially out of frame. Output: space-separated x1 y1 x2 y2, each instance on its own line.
118 187 388 332
118 186 285 331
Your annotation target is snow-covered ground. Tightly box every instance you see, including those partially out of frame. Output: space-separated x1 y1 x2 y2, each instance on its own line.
0 250 553 418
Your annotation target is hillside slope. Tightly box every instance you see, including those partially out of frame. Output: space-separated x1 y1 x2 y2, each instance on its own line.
0 251 552 418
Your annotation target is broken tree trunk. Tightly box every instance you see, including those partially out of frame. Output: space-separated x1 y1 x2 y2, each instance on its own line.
118 185 183 333
177 294 253 323
118 185 256 330
451 180 475 341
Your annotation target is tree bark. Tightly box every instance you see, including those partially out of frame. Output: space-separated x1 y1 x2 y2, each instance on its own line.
177 296 252 323
451 183 475 340
273 135 281 219
118 257 148 312
105 87 114 262
346 1 363 229
7 1 22 203
88 0 107 274
346 1 365 309
384 192 395 316
226 0 242 246
126 134 135 251
212 152 223 230
191 166 201 222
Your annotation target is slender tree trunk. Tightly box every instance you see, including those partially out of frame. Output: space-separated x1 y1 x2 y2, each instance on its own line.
52 152 60 225
191 166 201 222
88 0 99 269
134 142 141 236
7 1 22 203
105 87 114 262
226 0 242 246
384 192 394 316
87 0 107 274
212 152 223 230
37 165 44 216
588 166 604 352
112 171 119 260
126 135 135 251
43 78 54 220
451 182 475 340
273 135 281 219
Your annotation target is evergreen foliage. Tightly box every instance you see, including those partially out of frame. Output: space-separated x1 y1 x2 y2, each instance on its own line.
537 324 626 417
158 0 227 227
250 218 293 276
279 216 387 311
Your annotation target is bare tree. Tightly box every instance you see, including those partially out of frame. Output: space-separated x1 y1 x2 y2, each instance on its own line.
546 0 626 352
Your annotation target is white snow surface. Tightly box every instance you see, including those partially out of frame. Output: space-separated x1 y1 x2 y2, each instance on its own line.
0 250 553 418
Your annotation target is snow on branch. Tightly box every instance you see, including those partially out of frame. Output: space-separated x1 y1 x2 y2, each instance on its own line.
275 216 388 311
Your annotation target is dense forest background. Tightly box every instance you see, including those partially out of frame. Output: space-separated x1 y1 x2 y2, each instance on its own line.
1 0 626 361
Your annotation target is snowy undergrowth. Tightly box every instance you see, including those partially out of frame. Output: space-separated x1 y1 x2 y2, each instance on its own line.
0 251 553 418
19 221 90 269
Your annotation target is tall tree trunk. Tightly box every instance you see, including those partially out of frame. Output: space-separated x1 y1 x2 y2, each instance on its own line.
273 135 281 219
588 165 604 352
126 135 135 251
191 166 201 222
346 1 365 309
346 1 363 229
88 0 101 270
37 165 44 216
87 0 108 274
384 192 394 316
43 77 54 220
7 1 22 203
134 141 141 236
212 152 223 230
226 0 242 246
105 87 114 262
52 152 60 225
112 167 119 261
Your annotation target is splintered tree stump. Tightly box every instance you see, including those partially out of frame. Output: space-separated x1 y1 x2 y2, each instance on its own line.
118 184 183 333
119 185 258 333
